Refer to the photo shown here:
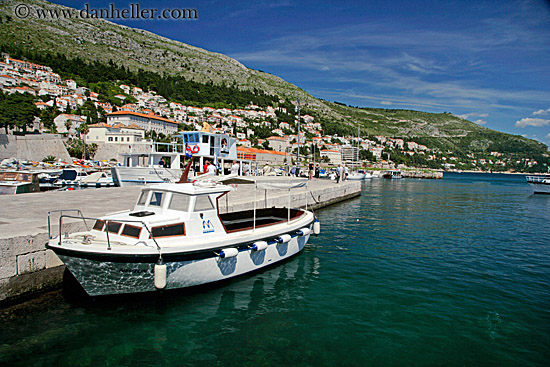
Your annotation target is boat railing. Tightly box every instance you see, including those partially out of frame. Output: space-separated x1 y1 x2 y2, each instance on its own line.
526 176 548 183
48 212 161 252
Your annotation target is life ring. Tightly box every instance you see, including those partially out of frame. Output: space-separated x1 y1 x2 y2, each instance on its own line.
185 144 200 157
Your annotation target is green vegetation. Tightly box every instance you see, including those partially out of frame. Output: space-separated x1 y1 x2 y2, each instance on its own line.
0 0 548 172
0 92 39 133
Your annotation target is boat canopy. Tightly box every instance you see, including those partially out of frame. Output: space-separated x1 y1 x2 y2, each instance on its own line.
195 175 308 190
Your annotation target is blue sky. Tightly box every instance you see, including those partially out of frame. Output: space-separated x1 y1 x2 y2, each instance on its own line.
54 0 550 146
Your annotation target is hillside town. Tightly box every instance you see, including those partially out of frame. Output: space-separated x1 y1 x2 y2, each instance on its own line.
0 54 543 172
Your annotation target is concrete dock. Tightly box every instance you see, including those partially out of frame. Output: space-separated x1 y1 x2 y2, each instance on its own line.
0 178 360 304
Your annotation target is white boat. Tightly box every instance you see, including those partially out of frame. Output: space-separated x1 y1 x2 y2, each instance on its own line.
52 169 115 188
526 175 550 194
364 171 374 179
46 175 319 296
382 169 403 179
112 131 240 187
347 172 366 180
0 171 40 195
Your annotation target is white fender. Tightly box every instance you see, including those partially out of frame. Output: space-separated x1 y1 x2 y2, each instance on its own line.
251 241 268 251
276 234 291 244
219 248 239 258
313 219 321 235
297 228 311 236
154 262 167 289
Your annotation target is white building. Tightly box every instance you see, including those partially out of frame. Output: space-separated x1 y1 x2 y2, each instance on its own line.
86 123 146 144
320 149 342 164
106 111 179 135
54 114 85 135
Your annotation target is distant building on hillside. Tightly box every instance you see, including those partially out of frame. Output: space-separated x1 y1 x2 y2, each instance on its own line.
86 123 146 144
106 111 179 135
54 114 85 136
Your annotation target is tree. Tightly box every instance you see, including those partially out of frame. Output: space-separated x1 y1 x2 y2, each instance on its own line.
39 106 60 132
0 92 39 133
77 122 90 159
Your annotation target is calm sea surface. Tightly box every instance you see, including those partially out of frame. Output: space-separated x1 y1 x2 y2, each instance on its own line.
1 172 549 366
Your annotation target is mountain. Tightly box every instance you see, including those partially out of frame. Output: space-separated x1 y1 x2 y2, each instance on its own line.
0 0 548 172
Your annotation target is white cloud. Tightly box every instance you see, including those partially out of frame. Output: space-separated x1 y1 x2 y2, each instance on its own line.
458 112 489 119
515 117 550 128
546 132 550 139
473 119 487 125
380 101 392 105
532 108 550 115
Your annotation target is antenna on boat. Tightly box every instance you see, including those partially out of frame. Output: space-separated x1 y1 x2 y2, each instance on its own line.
177 156 195 183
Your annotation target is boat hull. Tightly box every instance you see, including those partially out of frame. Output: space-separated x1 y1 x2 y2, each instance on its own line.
53 233 311 296
347 174 365 180
111 166 183 187
527 182 550 194
526 176 550 194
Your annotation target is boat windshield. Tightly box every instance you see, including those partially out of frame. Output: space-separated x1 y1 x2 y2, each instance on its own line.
137 190 166 207
169 193 191 212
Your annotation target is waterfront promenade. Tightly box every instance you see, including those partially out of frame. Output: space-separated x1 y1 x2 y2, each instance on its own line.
0 178 360 304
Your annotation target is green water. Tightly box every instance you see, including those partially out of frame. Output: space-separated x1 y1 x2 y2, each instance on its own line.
1 172 549 366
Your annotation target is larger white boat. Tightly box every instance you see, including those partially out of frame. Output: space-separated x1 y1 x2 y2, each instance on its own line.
46 175 319 296
111 131 238 187
526 175 550 194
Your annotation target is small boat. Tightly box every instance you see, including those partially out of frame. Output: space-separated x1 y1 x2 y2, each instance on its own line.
526 175 550 194
0 171 40 194
382 169 402 179
347 172 366 180
46 174 319 296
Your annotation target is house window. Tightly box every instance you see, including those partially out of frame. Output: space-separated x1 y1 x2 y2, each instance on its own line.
108 137 113 142
115 137 118 141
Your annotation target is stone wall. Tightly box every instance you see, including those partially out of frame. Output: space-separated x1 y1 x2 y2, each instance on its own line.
0 134 71 161
93 142 153 162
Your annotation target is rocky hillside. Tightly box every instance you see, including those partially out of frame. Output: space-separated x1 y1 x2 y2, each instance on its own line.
0 0 548 167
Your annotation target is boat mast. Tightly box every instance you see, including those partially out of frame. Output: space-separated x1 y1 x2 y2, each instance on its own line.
295 100 301 176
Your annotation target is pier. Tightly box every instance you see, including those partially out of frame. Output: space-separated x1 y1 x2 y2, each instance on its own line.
0 178 360 304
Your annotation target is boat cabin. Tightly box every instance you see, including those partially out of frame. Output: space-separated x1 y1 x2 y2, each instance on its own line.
179 131 237 160
0 171 40 194
87 181 306 245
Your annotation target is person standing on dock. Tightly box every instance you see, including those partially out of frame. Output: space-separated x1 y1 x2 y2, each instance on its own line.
344 165 349 181
336 164 342 183
230 161 240 175
315 163 320 179
207 161 217 175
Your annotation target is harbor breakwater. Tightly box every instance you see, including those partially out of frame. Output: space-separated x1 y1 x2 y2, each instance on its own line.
401 170 443 179
0 179 360 305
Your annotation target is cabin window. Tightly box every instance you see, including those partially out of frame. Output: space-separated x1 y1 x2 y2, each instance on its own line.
93 220 105 231
202 135 209 143
169 193 191 211
137 191 149 206
149 191 165 207
121 224 142 239
194 195 214 211
152 223 185 237
106 221 122 234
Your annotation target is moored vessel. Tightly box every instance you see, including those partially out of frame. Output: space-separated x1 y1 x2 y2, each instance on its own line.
46 175 319 296
526 175 550 194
